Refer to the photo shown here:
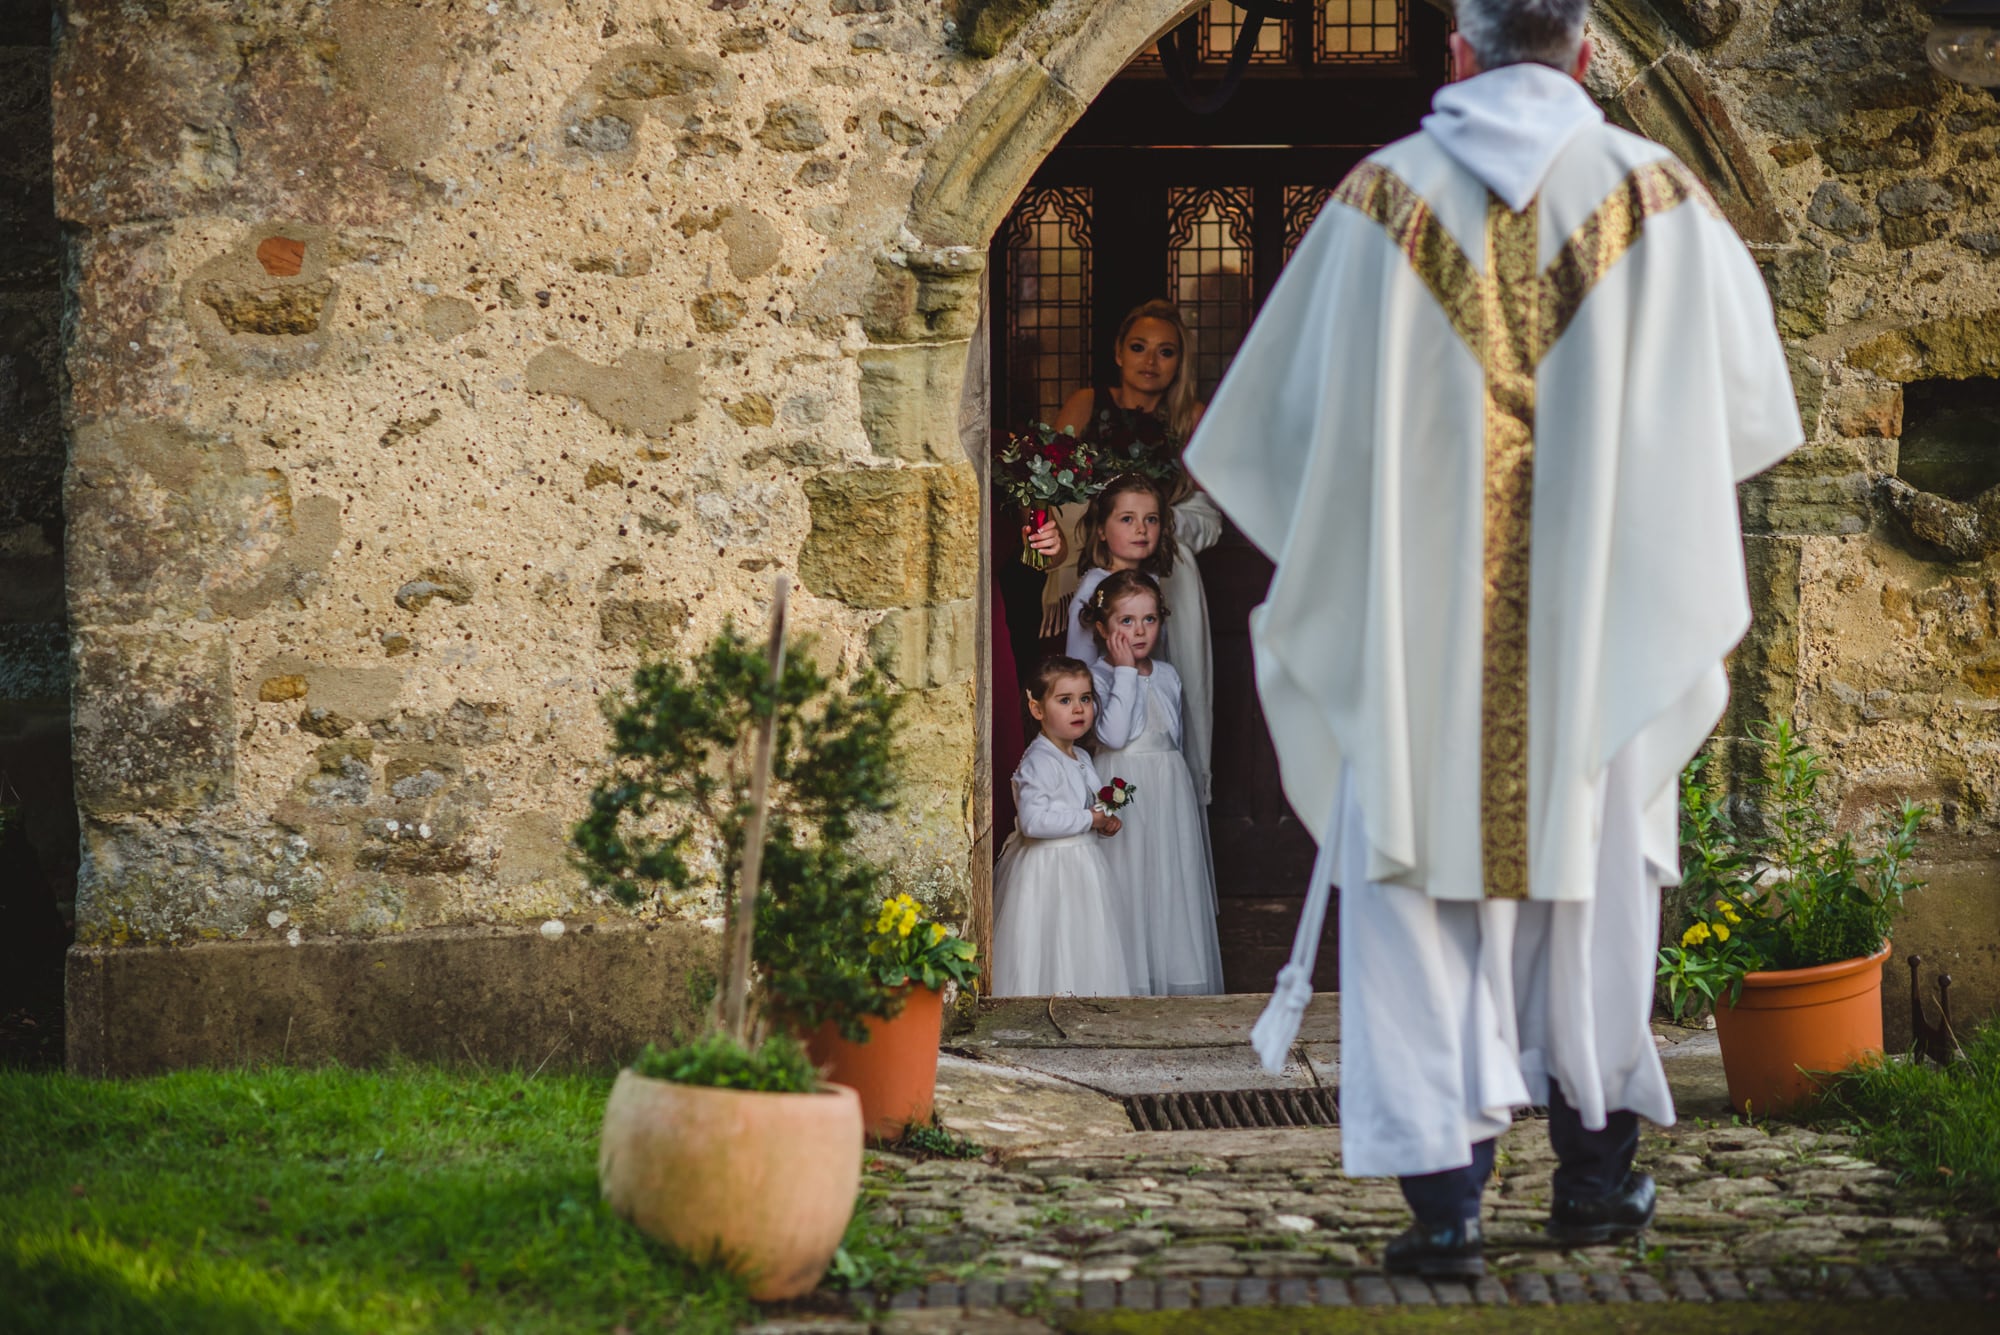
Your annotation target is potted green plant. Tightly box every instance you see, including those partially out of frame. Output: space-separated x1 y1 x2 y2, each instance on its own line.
1658 719 1927 1115
576 580 903 1300
804 891 979 1141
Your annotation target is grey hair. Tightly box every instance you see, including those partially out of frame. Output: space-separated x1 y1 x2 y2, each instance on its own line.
1453 0 1589 70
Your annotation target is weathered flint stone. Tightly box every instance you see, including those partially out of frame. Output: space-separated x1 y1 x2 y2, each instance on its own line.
72 629 235 814
524 347 702 437
66 418 341 625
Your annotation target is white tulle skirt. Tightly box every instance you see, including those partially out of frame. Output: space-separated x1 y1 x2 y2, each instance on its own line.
991 832 1134 997
1094 727 1225 996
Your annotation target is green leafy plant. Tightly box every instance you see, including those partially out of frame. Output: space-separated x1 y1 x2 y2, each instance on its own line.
632 1033 818 1094
1809 1018 2000 1214
824 1202 932 1297
1658 720 1928 1022
868 892 979 993
899 1122 985 1160
573 584 905 1075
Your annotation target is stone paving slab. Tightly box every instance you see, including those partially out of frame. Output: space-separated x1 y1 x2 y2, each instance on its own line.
933 1055 1132 1151
969 1043 1339 1095
964 994 1339 1050
992 1123 1342 1165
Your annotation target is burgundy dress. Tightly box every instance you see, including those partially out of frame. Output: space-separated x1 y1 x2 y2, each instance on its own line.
990 506 1029 851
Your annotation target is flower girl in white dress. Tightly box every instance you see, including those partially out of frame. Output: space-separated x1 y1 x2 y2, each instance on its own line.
991 657 1139 997
1081 571 1226 996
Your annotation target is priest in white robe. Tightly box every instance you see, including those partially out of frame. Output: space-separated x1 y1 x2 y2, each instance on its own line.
1185 0 1802 1279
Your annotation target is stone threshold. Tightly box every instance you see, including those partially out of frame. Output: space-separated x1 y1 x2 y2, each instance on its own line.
847 1263 1997 1311
951 993 1732 1117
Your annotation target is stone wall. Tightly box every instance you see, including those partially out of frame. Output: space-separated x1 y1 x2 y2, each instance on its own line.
1587 0 2000 1041
42 0 2000 1065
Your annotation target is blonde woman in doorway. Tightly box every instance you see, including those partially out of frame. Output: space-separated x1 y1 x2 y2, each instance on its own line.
1046 299 1224 805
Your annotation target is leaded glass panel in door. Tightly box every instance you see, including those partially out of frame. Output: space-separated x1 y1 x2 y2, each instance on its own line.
1167 185 1256 401
1002 187 1093 429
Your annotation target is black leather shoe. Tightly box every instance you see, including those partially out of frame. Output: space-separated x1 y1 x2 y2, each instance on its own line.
1547 1170 1657 1245
1383 1217 1485 1279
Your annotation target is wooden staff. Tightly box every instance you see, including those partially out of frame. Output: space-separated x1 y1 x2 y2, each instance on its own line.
721 575 790 1044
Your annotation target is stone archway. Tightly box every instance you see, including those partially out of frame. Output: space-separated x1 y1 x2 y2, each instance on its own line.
827 0 1802 975
804 1 1212 974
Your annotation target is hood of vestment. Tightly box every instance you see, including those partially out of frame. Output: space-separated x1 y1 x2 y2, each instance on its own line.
1421 62 1603 213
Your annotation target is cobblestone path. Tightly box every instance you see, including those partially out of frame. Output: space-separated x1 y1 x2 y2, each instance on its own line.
856 1117 1994 1289
790 998 1997 1324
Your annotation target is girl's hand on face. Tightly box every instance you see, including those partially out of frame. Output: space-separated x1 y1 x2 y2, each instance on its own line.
1023 516 1066 561
1105 625 1137 669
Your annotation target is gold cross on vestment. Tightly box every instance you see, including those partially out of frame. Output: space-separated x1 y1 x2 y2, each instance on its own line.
1332 158 1716 900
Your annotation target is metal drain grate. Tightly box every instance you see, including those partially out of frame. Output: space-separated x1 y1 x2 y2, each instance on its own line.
1123 1087 1339 1131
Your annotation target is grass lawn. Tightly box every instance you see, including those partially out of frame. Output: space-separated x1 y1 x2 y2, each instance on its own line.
1808 1018 2000 1216
0 1062 757 1334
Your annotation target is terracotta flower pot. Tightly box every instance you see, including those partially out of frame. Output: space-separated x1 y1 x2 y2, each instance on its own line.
805 985 945 1142
1713 941 1891 1116
597 1071 861 1300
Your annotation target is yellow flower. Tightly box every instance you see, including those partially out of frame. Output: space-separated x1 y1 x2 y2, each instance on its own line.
1681 922 1712 947
929 922 948 947
1714 900 1742 925
1713 923 1730 943
898 908 918 937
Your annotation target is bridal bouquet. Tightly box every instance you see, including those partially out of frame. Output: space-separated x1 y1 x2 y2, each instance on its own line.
1088 401 1187 492
995 422 1100 569
1094 777 1137 816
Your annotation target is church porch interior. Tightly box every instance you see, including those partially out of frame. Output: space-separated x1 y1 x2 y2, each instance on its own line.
985 1 1450 994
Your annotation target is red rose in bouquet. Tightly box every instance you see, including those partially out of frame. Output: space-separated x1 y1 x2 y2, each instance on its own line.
1093 777 1137 816
995 421 1101 569
1089 399 1187 493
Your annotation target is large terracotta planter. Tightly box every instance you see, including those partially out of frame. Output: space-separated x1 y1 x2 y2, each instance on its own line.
1713 942 1891 1116
805 985 944 1142
597 1071 861 1300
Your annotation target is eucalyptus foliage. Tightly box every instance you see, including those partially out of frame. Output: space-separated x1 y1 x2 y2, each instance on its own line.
572 626 904 1044
1658 720 1927 1023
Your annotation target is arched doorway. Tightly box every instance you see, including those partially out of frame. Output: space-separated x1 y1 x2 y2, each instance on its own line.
980 2 1449 992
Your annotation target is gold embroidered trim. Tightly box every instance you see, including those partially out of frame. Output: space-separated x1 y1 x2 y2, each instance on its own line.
1334 156 1705 899
1332 164 1485 352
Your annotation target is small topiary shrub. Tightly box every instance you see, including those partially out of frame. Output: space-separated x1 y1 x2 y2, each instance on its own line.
573 583 906 1079
632 1032 818 1095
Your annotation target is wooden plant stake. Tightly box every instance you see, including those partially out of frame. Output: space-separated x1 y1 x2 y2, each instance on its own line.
721 575 791 1045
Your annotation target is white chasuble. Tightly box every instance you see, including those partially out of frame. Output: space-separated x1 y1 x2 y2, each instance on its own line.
1192 66 1801 1173
1187 113 1800 908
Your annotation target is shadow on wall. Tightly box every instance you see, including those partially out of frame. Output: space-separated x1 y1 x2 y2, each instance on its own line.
0 0 74 1069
